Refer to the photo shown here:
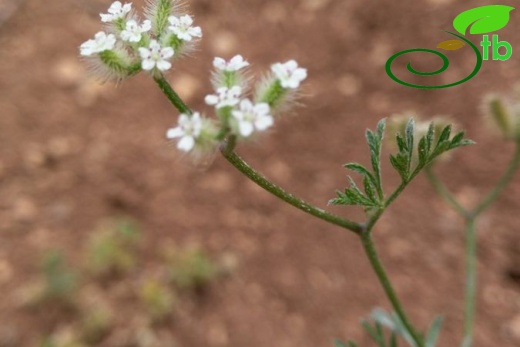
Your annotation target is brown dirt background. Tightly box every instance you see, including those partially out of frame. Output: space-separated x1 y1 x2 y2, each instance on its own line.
1 0 520 346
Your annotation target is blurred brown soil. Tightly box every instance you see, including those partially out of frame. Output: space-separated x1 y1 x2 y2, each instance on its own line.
1 0 520 346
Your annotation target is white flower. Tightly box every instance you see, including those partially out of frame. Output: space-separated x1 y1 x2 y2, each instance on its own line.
121 19 151 42
271 60 307 89
166 113 203 152
138 40 174 71
167 15 202 41
100 1 132 22
80 31 116 56
205 86 242 109
232 99 273 137
213 55 249 72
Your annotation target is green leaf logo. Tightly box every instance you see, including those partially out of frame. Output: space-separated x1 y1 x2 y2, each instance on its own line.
453 5 515 35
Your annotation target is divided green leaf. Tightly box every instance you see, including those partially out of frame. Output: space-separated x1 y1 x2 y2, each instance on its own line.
332 120 387 208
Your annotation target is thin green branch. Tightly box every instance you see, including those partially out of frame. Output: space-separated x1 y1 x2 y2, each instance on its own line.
425 166 469 217
154 75 192 115
462 217 477 347
474 141 520 215
220 148 363 234
361 232 425 347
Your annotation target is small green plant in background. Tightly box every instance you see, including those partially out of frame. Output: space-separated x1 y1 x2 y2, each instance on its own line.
18 250 80 308
41 251 80 303
77 0 520 346
18 216 229 346
166 246 218 291
139 278 177 323
79 303 114 344
85 218 140 278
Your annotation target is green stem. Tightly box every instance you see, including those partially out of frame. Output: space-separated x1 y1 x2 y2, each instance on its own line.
473 141 520 215
425 166 469 217
220 148 363 234
462 217 477 347
424 142 520 347
153 77 422 345
361 232 425 347
154 76 192 115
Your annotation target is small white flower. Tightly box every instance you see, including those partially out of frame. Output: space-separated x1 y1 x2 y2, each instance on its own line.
205 86 242 109
80 31 116 56
138 40 174 71
100 1 132 22
167 15 202 41
271 60 307 89
232 99 273 137
121 19 151 42
213 55 249 72
166 113 203 152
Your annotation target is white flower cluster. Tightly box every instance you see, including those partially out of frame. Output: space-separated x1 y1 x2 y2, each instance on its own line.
79 0 202 79
166 55 307 154
79 2 308 157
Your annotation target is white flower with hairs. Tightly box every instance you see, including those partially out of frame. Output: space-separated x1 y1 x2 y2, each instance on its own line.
232 99 273 137
168 15 202 41
205 86 242 109
271 60 307 89
166 113 203 152
138 40 174 71
213 55 249 72
121 19 151 42
80 31 116 56
100 1 132 22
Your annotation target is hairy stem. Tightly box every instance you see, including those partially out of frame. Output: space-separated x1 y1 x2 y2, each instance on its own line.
220 148 363 234
154 76 192 115
154 76 424 345
361 232 424 347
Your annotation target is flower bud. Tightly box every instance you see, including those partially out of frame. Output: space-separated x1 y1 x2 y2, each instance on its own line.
255 60 307 112
483 94 519 140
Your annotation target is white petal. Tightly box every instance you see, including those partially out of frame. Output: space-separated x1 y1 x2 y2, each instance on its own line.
189 27 202 38
177 33 192 41
177 136 195 151
161 47 174 59
285 60 298 70
141 20 152 31
80 41 94 56
166 127 184 139
282 79 298 89
141 59 155 70
109 1 122 13
168 15 180 25
100 14 113 22
205 95 219 105
156 60 172 71
255 116 274 131
180 15 194 26
138 47 151 59
239 99 253 111
232 110 245 121
271 63 284 76
213 57 226 70
293 68 307 81
254 103 270 115
239 121 254 137
121 3 132 13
